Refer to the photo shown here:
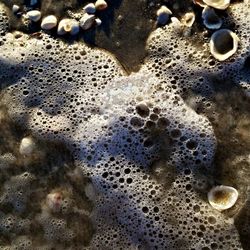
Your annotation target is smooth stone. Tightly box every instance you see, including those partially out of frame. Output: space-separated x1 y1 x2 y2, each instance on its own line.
95 18 102 26
19 137 36 156
12 4 20 13
79 13 95 30
41 15 58 30
95 0 108 10
84 3 96 14
27 10 41 22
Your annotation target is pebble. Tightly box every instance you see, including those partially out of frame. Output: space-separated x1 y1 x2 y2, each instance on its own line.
27 10 41 22
156 6 172 25
95 18 102 26
95 0 108 10
79 13 95 30
12 4 20 14
84 3 96 14
41 15 58 30
19 137 36 156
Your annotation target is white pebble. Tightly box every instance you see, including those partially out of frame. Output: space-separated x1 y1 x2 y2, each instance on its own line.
79 13 95 30
41 15 58 30
27 10 41 22
12 4 20 13
84 3 96 14
95 18 102 26
95 0 108 10
19 137 36 156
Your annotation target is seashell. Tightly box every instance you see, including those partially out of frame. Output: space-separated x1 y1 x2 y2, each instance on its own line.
12 4 20 13
57 19 80 35
208 185 239 211
95 0 108 10
19 137 36 156
202 6 222 30
95 18 102 26
27 10 41 22
210 29 239 61
84 3 96 14
182 12 195 27
203 0 230 10
41 15 58 30
156 6 172 26
79 13 95 30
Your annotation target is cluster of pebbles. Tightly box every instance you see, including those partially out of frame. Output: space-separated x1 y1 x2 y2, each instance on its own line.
156 0 240 61
12 0 108 35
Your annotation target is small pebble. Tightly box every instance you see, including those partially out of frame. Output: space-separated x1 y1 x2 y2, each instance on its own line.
156 6 172 25
41 15 58 30
95 18 102 26
12 4 20 14
19 137 36 156
27 10 41 22
95 0 108 10
79 13 95 30
84 3 96 14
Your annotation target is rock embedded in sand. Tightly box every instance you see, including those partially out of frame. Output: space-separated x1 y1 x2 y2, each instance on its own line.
41 15 58 30
79 13 95 30
27 10 41 22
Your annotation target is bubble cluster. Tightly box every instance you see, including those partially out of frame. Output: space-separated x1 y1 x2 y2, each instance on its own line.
142 1 250 97
0 111 95 249
0 3 8 44
0 1 249 249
